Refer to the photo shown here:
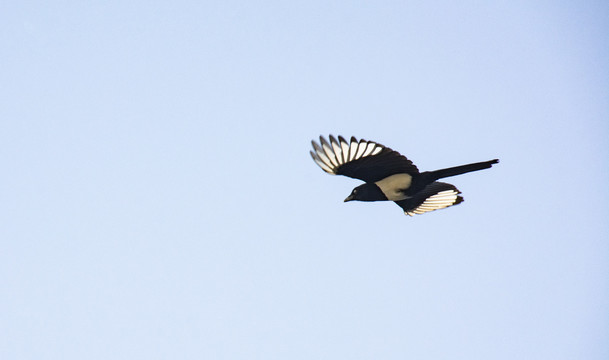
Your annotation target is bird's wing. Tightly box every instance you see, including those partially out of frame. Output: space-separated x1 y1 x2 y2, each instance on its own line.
394 182 463 216
310 135 419 183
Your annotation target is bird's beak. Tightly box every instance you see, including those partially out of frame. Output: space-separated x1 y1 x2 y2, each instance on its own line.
344 194 354 202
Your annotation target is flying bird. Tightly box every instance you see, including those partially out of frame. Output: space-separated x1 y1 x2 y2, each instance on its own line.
310 135 499 216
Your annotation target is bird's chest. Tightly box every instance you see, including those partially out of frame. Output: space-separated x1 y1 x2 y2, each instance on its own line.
374 173 413 201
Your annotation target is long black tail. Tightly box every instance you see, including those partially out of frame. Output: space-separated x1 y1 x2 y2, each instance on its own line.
423 159 499 182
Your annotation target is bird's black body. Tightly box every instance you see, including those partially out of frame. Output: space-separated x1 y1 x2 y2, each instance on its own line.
310 135 498 216
344 183 387 202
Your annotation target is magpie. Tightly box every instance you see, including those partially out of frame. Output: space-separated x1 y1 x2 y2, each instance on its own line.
310 135 499 216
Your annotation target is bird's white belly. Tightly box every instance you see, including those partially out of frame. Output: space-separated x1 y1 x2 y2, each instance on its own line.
375 173 412 201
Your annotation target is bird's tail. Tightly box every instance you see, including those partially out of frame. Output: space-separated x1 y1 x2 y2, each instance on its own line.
424 159 499 182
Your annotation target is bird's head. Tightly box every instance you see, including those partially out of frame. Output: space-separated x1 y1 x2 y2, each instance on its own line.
344 183 386 202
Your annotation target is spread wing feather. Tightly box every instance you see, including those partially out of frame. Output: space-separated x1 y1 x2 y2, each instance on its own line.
394 182 464 216
310 135 419 183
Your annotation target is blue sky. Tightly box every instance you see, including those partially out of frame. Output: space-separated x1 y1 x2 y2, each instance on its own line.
1 1 608 359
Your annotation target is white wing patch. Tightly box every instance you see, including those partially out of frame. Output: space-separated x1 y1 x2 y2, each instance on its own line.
348 142 359 161
355 139 368 160
310 135 384 175
405 189 461 216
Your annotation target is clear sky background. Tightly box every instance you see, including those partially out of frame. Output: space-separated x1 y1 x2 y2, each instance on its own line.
1 1 608 359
